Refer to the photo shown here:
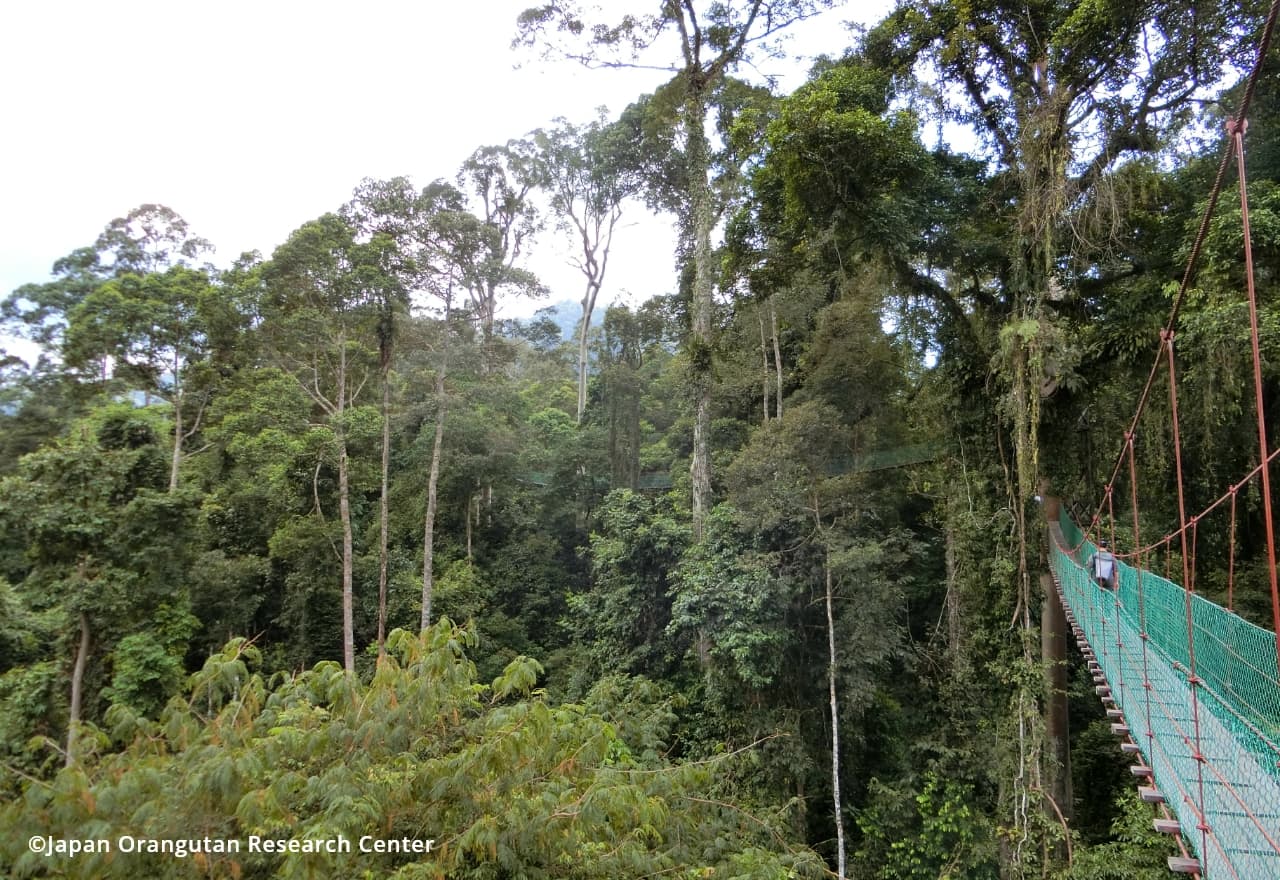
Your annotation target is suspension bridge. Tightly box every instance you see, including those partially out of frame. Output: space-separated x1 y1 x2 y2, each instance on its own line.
1049 510 1280 878
1035 2 1280 873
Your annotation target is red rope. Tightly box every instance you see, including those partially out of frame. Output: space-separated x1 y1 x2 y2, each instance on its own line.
1189 517 1198 595
1118 444 1280 559
1165 331 1211 859
1232 120 1280 674
1127 434 1156 757
1086 0 1280 541
1228 488 1238 613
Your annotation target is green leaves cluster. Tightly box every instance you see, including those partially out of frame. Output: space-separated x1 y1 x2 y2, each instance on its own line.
1 624 824 880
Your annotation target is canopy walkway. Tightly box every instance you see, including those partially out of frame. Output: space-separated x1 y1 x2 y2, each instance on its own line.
516 443 940 490
1050 509 1280 878
1037 7 1280 874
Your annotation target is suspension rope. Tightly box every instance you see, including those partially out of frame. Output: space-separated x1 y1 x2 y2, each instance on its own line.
1087 0 1280 540
1117 444 1280 559
1127 434 1157 770
1228 488 1238 614
1232 118 1280 672
1164 330 1212 862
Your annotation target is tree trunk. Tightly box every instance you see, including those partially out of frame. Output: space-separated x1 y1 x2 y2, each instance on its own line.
686 90 715 540
421 402 445 630
576 283 598 424
825 552 847 880
759 307 770 423
66 611 90 768
1042 573 1073 824
946 520 963 665
1041 496 1073 839
377 359 391 659
168 352 182 492
337 342 355 673
465 494 473 563
421 312 451 631
771 299 783 420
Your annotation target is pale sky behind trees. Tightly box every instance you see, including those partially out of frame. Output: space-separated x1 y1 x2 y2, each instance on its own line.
0 0 891 345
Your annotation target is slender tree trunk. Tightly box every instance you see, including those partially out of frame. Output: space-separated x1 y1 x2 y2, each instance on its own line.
628 391 641 490
168 353 183 492
759 307 770 423
771 299 783 421
824 550 847 880
576 282 598 424
421 309 451 631
421 397 446 630
465 495 473 563
946 521 963 664
686 90 715 540
377 358 391 659
66 611 90 768
337 343 355 673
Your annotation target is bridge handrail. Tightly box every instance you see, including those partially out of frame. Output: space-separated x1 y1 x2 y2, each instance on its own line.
1053 507 1280 777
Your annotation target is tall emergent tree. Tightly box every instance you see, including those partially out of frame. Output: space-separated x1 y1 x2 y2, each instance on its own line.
531 115 638 423
342 178 418 656
262 214 383 672
457 142 545 359
64 266 219 491
412 182 487 631
515 0 842 538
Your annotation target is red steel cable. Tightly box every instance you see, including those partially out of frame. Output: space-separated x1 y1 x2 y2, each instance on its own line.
1107 486 1128 707
1128 434 1156 757
1232 119 1280 672
1165 331 1211 861
1087 0 1280 543
1119 444 1280 559
1228 488 1238 613
1189 518 1198 595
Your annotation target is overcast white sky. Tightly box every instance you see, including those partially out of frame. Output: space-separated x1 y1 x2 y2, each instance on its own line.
0 0 891 338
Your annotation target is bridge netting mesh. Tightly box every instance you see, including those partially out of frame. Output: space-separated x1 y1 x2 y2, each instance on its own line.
1052 507 1280 878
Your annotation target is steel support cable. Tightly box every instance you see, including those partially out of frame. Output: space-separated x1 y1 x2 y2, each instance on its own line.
1166 333 1212 864
1228 489 1238 613
1232 120 1280 674
1117 444 1280 559
1190 518 1199 595
1108 487 1128 713
1129 435 1157 761
1086 0 1280 545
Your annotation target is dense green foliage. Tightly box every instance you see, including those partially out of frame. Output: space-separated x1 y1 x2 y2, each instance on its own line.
2 1 1279 877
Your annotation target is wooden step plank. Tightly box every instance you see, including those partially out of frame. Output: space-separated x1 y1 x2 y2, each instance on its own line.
1111 723 1130 736
1130 765 1153 777
1121 742 1142 754
1167 856 1200 874
1153 818 1181 835
1107 708 1124 720
1139 786 1164 804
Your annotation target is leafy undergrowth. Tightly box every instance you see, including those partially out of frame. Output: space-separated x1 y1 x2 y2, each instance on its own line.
2 622 823 880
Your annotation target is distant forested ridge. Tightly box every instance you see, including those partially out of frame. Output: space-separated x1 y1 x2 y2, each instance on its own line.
3 2 1279 878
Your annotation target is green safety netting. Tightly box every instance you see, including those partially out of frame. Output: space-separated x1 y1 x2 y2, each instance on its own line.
1052 508 1280 879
